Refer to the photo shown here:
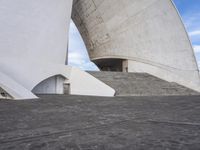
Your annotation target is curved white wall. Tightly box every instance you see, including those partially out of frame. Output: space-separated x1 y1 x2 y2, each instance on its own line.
0 0 73 99
0 0 115 99
0 0 72 64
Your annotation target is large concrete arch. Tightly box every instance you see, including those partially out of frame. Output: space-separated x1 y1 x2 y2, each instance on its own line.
72 0 200 91
32 74 67 94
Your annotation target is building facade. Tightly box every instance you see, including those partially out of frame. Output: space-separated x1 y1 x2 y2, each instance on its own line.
0 0 199 99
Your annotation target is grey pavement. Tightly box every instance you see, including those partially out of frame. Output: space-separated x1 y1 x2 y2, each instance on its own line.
0 95 200 149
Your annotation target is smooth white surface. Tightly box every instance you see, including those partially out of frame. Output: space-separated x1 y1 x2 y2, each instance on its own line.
0 71 37 100
68 67 115 97
0 0 73 99
0 0 72 64
0 0 115 99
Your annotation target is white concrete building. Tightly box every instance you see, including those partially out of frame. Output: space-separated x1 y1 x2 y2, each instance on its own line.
0 0 115 99
0 0 199 99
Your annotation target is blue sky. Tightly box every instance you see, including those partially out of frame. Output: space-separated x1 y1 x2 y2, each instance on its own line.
68 0 200 70
174 0 200 66
68 21 99 71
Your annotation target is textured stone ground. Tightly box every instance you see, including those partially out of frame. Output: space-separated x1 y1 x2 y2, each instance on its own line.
0 95 200 150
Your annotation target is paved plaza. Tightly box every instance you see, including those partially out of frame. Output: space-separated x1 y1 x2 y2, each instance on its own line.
0 95 200 149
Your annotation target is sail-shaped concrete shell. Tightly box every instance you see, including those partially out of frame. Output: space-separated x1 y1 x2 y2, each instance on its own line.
72 0 200 91
0 0 73 99
0 0 115 99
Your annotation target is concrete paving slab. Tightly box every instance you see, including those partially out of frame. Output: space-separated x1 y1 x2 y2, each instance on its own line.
0 95 200 149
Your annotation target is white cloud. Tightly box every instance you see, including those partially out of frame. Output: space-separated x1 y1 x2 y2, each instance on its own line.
198 61 200 70
68 52 99 71
189 30 200 36
194 45 200 53
68 21 99 71
68 52 85 65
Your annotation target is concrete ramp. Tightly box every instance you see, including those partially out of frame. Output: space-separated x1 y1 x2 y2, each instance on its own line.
65 67 115 97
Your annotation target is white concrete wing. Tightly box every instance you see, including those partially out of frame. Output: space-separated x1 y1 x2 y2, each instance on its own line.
68 67 115 97
0 0 115 99
0 71 37 100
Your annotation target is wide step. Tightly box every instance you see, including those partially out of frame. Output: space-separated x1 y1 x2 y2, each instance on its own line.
88 71 199 96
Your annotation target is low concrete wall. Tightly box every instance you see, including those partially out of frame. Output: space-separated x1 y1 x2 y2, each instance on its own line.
68 67 115 97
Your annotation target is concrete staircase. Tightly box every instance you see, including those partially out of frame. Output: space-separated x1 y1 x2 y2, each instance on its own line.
88 71 199 96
